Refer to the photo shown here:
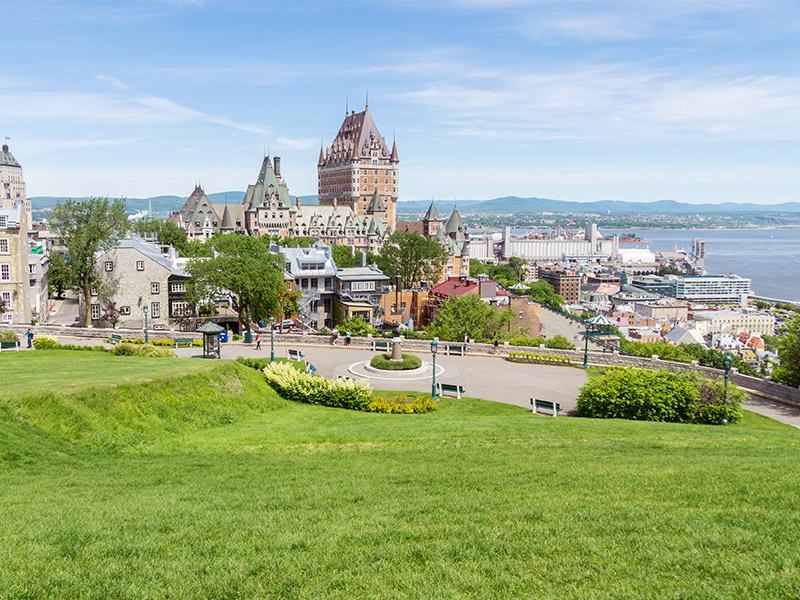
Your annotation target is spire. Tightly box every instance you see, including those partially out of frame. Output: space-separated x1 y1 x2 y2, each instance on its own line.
257 155 273 184
390 137 399 163
220 204 233 230
445 207 463 235
366 189 386 214
318 144 325 167
423 201 441 222
147 197 153 220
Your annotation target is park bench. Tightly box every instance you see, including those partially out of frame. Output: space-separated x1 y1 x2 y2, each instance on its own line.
372 339 391 352
109 334 123 345
437 382 465 399
443 344 465 356
0 341 20 352
287 348 305 361
530 398 563 417
305 362 317 375
173 338 194 348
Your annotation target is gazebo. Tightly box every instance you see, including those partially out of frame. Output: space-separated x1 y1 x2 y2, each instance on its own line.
196 321 225 359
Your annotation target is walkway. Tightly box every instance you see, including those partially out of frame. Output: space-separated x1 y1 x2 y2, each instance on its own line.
539 308 603 350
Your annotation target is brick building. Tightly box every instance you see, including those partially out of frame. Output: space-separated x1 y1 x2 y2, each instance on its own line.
539 269 581 304
318 105 399 230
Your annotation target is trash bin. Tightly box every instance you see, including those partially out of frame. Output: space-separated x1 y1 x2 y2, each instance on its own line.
244 331 252 344
219 331 228 343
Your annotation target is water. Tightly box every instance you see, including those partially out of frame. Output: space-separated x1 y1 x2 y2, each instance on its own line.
602 229 800 302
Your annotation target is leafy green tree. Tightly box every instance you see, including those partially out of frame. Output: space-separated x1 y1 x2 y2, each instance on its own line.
336 315 376 337
46 250 75 299
773 314 800 387
508 256 527 282
183 239 214 258
427 294 513 342
332 245 361 269
134 219 188 254
50 197 130 326
375 232 448 288
185 234 290 333
522 280 564 308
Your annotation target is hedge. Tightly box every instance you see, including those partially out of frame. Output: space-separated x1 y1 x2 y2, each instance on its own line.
369 353 423 371
115 337 203 347
577 367 743 425
109 343 177 358
366 395 438 414
507 351 572 366
33 335 106 352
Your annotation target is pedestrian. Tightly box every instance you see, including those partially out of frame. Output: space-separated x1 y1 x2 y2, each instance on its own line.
331 329 339 345
255 332 261 350
464 332 468 345
25 328 34 349
345 331 351 346
493 339 499 355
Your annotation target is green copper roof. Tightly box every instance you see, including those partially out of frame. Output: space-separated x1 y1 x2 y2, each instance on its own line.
1 144 21 168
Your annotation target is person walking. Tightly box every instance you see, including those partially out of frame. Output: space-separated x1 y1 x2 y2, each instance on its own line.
25 329 34 349
255 332 261 350
493 339 499 355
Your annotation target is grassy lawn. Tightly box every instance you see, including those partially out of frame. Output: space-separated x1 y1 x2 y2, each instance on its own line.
1 351 799 599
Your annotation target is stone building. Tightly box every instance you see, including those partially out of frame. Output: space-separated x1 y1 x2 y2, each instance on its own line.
0 201 31 324
290 201 390 254
0 143 31 227
318 105 399 230
242 156 296 237
170 185 245 241
272 241 337 330
93 237 189 329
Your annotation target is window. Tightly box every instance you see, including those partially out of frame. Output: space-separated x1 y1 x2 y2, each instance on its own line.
170 282 185 293
151 302 160 318
91 304 100 320
0 216 6 227
324 277 332 290
351 281 376 292
104 261 113 272
29 264 36 275
0 264 9 281
136 260 145 271
151 282 160 295
172 301 189 316
0 238 8 253
120 306 131 315
1 291 11 306
1 313 11 323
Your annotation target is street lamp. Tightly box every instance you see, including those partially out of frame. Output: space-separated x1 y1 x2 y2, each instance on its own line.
430 339 438 401
143 304 149 344
582 323 591 369
269 316 275 363
722 353 733 425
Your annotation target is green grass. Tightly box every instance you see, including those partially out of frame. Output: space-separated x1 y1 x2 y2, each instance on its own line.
1 352 799 599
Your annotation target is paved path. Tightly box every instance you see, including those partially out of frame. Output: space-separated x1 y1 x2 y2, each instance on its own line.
743 396 800 429
539 308 603 350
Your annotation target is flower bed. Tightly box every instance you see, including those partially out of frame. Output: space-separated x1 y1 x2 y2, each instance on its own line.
366 394 438 414
369 353 423 371
507 351 571 366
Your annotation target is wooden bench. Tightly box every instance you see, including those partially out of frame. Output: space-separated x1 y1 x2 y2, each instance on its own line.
108 334 123 345
173 338 194 348
444 344 465 356
0 341 20 352
372 339 391 352
287 348 305 361
530 398 563 417
305 362 317 375
437 382 465 399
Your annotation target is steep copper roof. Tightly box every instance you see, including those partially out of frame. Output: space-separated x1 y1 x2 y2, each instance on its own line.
423 201 441 222
366 189 386 213
323 106 390 165
390 138 399 163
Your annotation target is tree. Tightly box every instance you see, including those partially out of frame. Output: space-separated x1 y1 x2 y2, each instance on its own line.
375 232 448 288
427 294 513 342
185 234 290 333
50 198 130 326
508 256 527 283
134 219 188 254
774 314 800 387
46 251 74 299
332 245 361 269
100 300 122 329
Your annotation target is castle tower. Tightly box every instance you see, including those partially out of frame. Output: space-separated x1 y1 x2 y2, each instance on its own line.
318 105 399 230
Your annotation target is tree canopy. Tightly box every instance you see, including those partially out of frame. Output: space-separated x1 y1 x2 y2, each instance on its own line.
50 197 130 326
133 219 188 254
375 232 448 289
185 234 293 332
427 294 513 342
773 314 800 387
331 245 362 269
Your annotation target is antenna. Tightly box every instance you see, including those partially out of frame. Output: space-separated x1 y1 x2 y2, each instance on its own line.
346 97 348 114
365 89 368 108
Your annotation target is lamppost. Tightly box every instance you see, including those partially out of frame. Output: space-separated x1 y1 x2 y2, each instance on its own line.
722 353 733 425
142 304 149 344
430 339 438 401
582 323 591 369
269 316 275 363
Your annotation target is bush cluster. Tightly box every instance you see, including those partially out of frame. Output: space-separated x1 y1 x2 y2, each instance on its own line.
109 343 177 358
117 337 202 347
508 335 576 350
2 330 20 343
366 394 438 414
577 367 743 425
369 353 423 371
33 335 106 352
262 362 373 410
508 351 571 365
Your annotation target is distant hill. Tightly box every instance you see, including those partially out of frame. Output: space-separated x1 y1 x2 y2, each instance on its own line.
32 193 800 215
397 196 800 215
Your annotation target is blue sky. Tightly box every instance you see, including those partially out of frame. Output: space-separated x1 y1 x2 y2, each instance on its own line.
4 0 800 205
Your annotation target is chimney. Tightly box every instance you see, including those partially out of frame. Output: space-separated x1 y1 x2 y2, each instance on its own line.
274 156 281 178
1 144 7 153
333 197 338 209
296 197 301 209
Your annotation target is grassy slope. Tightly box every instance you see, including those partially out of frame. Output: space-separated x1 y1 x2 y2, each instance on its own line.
1 353 799 599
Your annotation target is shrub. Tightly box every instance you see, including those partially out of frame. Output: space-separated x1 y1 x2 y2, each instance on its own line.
33 335 106 352
110 343 176 358
2 330 20 343
262 362 372 410
336 315 376 337
507 351 571 366
507 335 576 350
369 353 423 371
119 338 202 347
577 367 743 425
366 394 438 414
232 334 242 341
